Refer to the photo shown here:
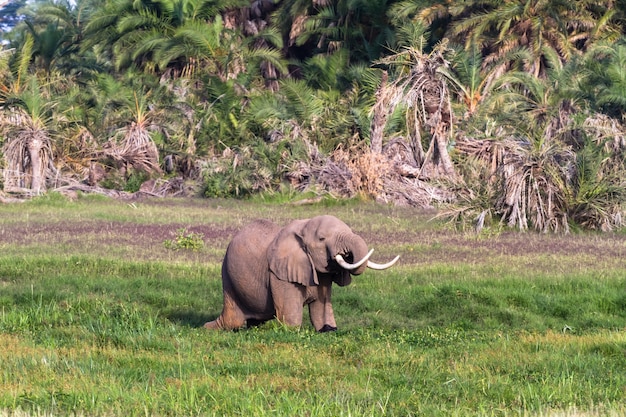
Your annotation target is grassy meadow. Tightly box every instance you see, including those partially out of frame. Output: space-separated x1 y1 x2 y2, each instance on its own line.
0 193 625 416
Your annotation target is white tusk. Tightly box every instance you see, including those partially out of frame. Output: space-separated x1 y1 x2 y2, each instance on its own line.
335 249 374 270
367 255 400 270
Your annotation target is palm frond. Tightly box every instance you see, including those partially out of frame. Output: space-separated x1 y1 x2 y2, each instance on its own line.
566 140 625 231
244 46 289 76
243 26 284 50
13 34 34 93
246 91 287 124
279 78 324 122
394 20 430 50
170 17 223 58
301 49 348 90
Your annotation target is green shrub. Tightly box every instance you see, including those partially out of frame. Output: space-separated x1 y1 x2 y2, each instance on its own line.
201 142 298 198
163 228 205 251
124 171 150 193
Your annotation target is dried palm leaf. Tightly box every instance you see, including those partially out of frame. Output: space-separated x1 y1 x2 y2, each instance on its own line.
104 122 161 174
289 15 308 47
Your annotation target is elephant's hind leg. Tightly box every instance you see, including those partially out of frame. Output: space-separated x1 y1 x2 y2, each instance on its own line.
204 292 247 330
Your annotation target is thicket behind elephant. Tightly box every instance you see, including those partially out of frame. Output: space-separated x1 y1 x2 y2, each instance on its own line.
204 215 399 332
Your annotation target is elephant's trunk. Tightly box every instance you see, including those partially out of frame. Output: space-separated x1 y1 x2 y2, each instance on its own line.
335 249 373 270
336 233 370 276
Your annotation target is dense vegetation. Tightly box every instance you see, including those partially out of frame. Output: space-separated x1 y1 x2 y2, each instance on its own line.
1 196 625 416
2 0 626 231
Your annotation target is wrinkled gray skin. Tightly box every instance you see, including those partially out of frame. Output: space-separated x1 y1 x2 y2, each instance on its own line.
204 215 370 332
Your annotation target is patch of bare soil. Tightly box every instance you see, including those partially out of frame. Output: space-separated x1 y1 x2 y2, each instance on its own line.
2 198 625 272
1 222 235 246
365 228 626 273
0 219 238 264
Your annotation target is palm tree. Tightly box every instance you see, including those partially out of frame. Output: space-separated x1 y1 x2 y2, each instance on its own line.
486 55 585 138
582 40 626 119
271 0 396 75
22 20 67 75
566 136 625 231
10 0 98 78
102 86 162 177
450 53 626 232
375 41 458 181
157 16 287 82
0 36 58 194
450 0 620 78
83 0 248 76
441 44 496 119
482 62 584 230
305 0 396 63
245 78 324 141
1 77 56 193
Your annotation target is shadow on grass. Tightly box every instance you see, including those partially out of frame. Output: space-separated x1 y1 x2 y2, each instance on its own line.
166 309 273 330
166 309 216 328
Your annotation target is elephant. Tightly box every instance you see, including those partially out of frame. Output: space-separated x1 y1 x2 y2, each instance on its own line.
204 215 399 332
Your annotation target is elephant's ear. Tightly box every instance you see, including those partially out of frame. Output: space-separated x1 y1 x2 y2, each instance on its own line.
268 220 319 286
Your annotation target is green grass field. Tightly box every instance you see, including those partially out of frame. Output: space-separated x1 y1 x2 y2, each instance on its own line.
1 193 625 416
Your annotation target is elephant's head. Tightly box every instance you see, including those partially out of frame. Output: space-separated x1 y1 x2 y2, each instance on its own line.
268 215 398 287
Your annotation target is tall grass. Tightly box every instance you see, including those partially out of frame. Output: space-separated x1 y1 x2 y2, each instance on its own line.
0 195 625 416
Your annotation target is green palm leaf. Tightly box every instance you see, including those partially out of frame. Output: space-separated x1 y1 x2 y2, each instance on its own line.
280 78 324 122
244 46 289 76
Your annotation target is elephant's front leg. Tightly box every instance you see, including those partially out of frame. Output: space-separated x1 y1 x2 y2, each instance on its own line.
308 283 337 332
270 276 306 327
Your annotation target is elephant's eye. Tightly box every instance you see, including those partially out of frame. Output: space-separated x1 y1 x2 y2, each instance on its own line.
319 236 326 241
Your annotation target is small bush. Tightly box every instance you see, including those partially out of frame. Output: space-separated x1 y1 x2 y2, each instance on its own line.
163 228 205 251
201 146 272 198
124 171 150 193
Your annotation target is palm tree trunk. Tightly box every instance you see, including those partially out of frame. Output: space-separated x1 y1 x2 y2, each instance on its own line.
27 136 44 193
370 71 389 154
434 124 457 179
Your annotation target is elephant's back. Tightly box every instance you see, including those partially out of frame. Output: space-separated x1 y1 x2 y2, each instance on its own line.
229 219 281 254
223 219 281 317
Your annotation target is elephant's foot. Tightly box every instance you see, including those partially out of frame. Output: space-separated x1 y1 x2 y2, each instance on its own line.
203 320 221 330
203 313 247 331
318 324 337 333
